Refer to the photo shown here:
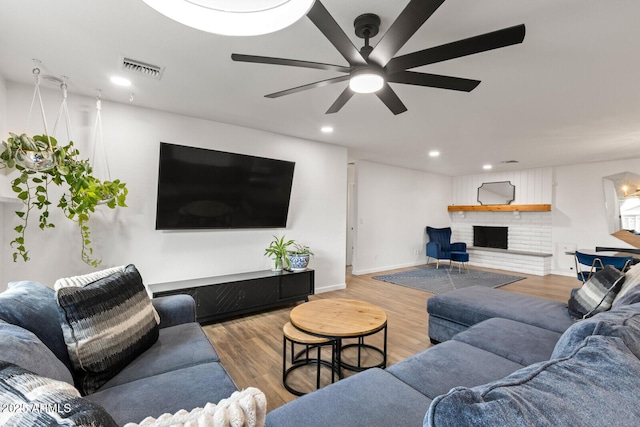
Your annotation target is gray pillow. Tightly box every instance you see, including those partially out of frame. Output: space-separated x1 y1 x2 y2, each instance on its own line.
612 281 640 308
552 302 640 359
0 319 73 384
0 281 72 370
426 335 640 427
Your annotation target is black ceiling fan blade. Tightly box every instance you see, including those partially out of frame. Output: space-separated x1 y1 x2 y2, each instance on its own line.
231 53 350 73
386 24 526 74
265 75 350 98
376 84 407 115
387 70 480 92
369 0 445 67
307 1 367 67
326 87 355 114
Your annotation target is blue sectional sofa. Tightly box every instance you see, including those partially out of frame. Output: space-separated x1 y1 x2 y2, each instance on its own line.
0 280 238 426
266 282 640 426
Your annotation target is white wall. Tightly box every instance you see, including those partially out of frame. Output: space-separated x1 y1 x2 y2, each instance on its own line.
1 82 347 293
0 76 6 284
552 158 640 275
351 161 452 275
452 168 553 205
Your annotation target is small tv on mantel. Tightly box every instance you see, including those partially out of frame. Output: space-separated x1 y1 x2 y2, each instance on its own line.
155 142 295 230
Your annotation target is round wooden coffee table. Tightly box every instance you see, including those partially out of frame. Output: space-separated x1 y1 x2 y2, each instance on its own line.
289 298 387 372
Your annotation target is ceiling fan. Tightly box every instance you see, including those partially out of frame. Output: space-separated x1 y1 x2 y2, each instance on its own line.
232 0 525 115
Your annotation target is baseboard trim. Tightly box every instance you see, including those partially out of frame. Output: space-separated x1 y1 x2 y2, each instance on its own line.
314 283 346 294
351 260 424 276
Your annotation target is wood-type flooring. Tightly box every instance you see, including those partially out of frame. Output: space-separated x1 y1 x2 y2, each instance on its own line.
203 264 576 412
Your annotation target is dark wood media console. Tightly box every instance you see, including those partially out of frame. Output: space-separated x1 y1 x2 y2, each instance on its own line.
148 269 314 324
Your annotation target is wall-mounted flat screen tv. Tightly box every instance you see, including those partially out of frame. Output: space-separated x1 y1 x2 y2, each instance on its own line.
155 142 295 230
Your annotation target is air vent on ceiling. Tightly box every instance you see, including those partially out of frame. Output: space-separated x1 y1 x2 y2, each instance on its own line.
500 160 520 164
121 57 164 80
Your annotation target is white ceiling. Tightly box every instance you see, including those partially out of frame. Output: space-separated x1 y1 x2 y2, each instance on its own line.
1 0 640 176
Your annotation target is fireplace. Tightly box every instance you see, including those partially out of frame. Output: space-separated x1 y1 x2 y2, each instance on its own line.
473 226 508 249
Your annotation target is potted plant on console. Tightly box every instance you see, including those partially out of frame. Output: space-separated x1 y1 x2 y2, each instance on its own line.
264 235 294 272
287 242 314 272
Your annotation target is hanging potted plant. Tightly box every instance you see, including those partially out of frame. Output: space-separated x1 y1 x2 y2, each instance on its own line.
287 242 314 272
264 235 294 271
0 132 128 267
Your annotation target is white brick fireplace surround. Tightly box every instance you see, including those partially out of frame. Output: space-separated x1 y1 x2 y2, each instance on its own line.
450 211 553 275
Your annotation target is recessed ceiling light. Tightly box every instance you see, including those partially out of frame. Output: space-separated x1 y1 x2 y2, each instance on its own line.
483 164 493 170
321 126 334 133
428 150 440 157
110 76 132 87
141 0 315 36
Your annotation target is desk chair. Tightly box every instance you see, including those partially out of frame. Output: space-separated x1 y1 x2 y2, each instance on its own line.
574 251 632 282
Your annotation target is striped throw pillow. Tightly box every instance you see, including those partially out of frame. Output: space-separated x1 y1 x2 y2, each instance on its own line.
55 265 160 324
568 265 626 319
55 264 159 394
0 361 117 426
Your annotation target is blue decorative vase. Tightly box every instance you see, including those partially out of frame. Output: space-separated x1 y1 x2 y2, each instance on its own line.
288 254 310 272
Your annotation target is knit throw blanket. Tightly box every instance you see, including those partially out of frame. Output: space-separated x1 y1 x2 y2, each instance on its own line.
124 387 267 427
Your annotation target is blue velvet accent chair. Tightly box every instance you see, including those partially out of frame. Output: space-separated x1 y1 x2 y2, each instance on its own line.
574 251 632 282
426 227 467 269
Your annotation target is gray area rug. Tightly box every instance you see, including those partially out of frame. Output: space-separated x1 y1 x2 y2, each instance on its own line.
372 267 525 294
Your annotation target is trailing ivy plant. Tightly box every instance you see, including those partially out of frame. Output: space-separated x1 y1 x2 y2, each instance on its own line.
0 133 128 266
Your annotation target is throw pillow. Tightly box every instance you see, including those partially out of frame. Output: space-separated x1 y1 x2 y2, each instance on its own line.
122 387 267 427
54 265 160 324
0 280 73 371
0 319 73 384
567 264 625 319
0 361 117 426
55 265 125 288
426 335 640 427
613 261 640 307
612 284 640 308
551 302 640 360
56 264 159 395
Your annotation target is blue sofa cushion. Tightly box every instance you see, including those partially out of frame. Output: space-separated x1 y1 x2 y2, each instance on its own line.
387 340 524 400
56 264 159 395
266 368 432 427
426 336 640 427
427 286 573 334
97 322 220 390
452 318 562 366
0 320 73 384
552 302 640 359
0 281 72 370
86 362 238 426
0 361 117 426
567 265 625 319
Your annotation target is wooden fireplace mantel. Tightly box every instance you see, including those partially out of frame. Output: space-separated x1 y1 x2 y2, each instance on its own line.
447 204 551 212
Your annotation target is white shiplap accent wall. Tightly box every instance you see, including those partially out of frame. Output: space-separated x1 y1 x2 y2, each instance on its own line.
451 168 553 206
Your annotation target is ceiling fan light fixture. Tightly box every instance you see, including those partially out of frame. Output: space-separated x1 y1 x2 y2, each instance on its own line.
140 0 315 36
349 68 385 94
